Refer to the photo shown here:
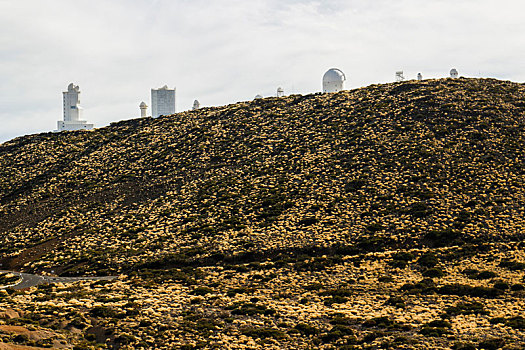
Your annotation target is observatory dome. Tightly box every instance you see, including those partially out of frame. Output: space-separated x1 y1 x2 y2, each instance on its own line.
67 83 80 92
193 100 201 110
323 68 346 93
139 102 147 108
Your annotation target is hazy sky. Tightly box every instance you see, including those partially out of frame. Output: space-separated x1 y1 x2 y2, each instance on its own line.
1 0 524 143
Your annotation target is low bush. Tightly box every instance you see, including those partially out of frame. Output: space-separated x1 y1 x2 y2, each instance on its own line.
423 229 461 247
329 316 357 326
320 325 355 343
191 286 213 296
452 342 476 350
378 275 394 283
391 252 415 262
473 270 497 280
417 252 438 267
226 287 255 296
478 338 505 350
90 306 121 318
422 267 446 278
462 268 479 278
505 316 525 329
462 268 498 280
362 316 407 330
324 295 349 306
385 296 405 308
389 259 408 268
319 288 352 297
400 278 436 294
241 327 286 339
420 320 452 337
293 323 319 336
499 259 525 271
439 284 502 298
444 301 488 316
228 302 276 316
493 281 509 290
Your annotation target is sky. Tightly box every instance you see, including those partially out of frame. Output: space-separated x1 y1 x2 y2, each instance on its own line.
1 0 525 143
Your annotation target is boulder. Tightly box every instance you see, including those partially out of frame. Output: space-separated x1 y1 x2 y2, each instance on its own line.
0 309 20 319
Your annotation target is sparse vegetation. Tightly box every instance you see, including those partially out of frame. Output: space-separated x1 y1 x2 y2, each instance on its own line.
0 78 524 348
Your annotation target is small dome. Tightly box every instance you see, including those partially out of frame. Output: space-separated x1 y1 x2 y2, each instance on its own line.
323 68 346 84
193 100 201 110
254 94 263 99
140 102 147 108
450 68 459 78
67 83 79 92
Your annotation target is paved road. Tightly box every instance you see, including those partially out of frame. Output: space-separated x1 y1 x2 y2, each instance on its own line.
0 270 117 290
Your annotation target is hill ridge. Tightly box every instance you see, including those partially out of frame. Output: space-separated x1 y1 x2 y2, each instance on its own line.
1 77 525 349
1 77 525 275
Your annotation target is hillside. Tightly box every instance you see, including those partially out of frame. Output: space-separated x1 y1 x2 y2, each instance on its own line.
0 78 524 349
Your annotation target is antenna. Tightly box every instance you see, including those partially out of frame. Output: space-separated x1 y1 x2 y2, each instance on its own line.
396 71 405 82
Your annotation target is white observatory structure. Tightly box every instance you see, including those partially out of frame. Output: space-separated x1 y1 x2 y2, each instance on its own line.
151 85 176 118
277 87 284 97
395 71 405 82
193 100 201 110
140 102 148 117
254 94 263 100
450 68 459 78
417 73 423 81
323 68 346 93
57 83 93 132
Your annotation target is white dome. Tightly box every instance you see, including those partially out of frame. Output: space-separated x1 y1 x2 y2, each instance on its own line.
323 68 346 83
139 101 147 108
323 68 346 93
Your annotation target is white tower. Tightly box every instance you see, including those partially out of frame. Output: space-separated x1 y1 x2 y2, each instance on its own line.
57 83 93 132
395 71 405 82
276 87 284 97
417 73 423 81
450 68 459 78
140 102 148 117
193 100 201 110
323 68 346 93
151 85 176 118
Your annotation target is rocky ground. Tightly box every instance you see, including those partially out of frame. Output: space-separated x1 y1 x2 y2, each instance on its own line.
0 78 524 348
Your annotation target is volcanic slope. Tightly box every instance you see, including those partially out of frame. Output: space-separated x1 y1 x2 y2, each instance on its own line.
0 78 524 349
1 78 524 275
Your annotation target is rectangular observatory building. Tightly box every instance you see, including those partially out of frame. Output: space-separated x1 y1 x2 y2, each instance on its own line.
57 83 94 131
151 85 176 118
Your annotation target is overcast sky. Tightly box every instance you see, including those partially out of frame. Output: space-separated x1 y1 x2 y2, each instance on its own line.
1 0 524 143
